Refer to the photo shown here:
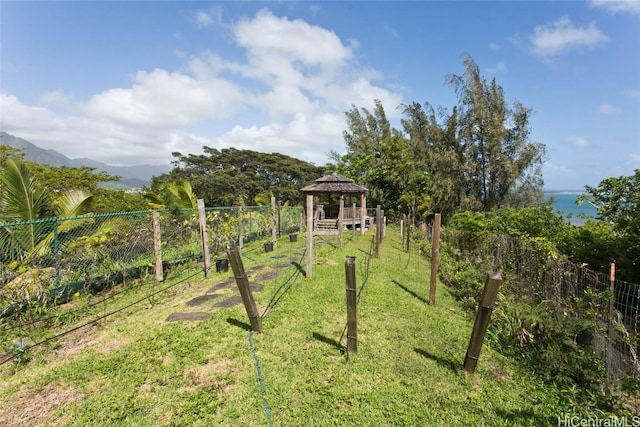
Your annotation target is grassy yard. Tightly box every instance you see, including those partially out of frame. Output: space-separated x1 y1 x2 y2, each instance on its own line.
1 228 572 426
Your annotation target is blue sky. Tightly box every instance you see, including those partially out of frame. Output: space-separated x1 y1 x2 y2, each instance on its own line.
1 1 638 190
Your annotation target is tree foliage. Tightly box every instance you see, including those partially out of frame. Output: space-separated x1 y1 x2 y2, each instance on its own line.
154 147 324 207
330 54 546 222
577 169 640 282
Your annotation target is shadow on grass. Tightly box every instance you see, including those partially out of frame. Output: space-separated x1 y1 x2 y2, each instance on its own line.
291 262 307 278
414 348 460 373
494 408 555 426
392 280 429 305
226 317 251 331
312 332 343 351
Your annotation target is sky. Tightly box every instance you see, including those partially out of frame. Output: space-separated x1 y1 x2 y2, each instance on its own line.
1 1 639 190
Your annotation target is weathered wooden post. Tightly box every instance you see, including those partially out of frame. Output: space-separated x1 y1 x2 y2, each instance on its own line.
152 210 164 282
197 199 211 278
352 203 356 240
338 195 344 248
306 194 314 278
429 213 442 306
271 196 277 248
237 206 244 252
360 193 366 235
345 256 358 353
464 272 502 373
375 205 382 258
400 217 404 241
606 262 616 392
228 244 262 332
405 219 410 253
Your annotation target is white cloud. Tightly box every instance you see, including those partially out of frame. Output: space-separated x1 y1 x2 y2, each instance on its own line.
590 0 640 14
38 90 73 108
81 69 245 127
630 153 640 162
489 42 500 51
0 8 403 167
384 25 399 38
628 89 640 97
195 11 214 28
234 9 353 71
486 62 506 74
598 103 622 114
568 135 592 148
529 15 609 57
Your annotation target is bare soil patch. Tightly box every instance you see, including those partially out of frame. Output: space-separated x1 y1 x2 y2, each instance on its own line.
0 384 83 427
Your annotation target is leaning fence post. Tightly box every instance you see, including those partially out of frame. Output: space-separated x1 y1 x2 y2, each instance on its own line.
228 244 262 332
197 199 211 278
429 213 442 306
152 211 164 282
606 262 616 392
345 256 358 353
464 272 502 373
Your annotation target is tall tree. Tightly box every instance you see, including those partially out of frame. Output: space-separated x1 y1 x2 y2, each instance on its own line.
445 54 545 211
154 148 324 207
330 100 430 217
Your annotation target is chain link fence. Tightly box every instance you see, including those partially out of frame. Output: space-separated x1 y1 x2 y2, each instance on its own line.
0 205 303 321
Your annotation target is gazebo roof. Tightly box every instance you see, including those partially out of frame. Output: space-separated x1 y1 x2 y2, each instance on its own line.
300 173 368 194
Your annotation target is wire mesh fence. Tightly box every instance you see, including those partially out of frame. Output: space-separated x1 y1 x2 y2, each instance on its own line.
0 205 303 322
427 226 640 389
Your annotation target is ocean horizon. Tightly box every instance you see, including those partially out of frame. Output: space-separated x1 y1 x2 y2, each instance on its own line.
544 191 598 225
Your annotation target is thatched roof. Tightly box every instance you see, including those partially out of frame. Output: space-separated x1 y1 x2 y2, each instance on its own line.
300 173 368 194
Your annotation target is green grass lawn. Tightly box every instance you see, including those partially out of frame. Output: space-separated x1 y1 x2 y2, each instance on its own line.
1 228 570 426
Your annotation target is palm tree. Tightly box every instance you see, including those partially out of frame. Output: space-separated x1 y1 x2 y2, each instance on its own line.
0 159 93 262
143 180 197 210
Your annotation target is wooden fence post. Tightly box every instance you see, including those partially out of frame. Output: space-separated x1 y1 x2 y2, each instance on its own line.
152 211 163 282
606 262 616 392
375 205 382 258
237 206 244 252
345 256 358 353
405 219 410 253
197 199 211 278
352 203 356 240
271 196 277 248
464 272 502 373
228 244 262 332
400 218 404 241
306 194 314 278
338 195 344 248
429 213 442 306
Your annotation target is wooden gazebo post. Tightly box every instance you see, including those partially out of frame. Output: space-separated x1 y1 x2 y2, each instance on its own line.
300 173 369 279
360 193 366 235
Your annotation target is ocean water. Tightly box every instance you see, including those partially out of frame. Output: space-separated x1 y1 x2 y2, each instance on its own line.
544 192 598 225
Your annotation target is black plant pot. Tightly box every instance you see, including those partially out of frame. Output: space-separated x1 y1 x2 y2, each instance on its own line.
215 258 229 273
264 242 274 252
289 234 297 243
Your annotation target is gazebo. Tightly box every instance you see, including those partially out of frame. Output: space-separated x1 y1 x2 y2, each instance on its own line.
300 173 369 278
300 173 369 234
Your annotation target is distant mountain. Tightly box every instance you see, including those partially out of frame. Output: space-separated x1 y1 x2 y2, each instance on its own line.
0 132 172 188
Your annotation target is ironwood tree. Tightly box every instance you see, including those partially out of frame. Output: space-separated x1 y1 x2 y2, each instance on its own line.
330 54 546 222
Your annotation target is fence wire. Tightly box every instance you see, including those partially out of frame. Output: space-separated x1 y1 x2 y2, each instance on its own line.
436 228 639 388
0 206 302 336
